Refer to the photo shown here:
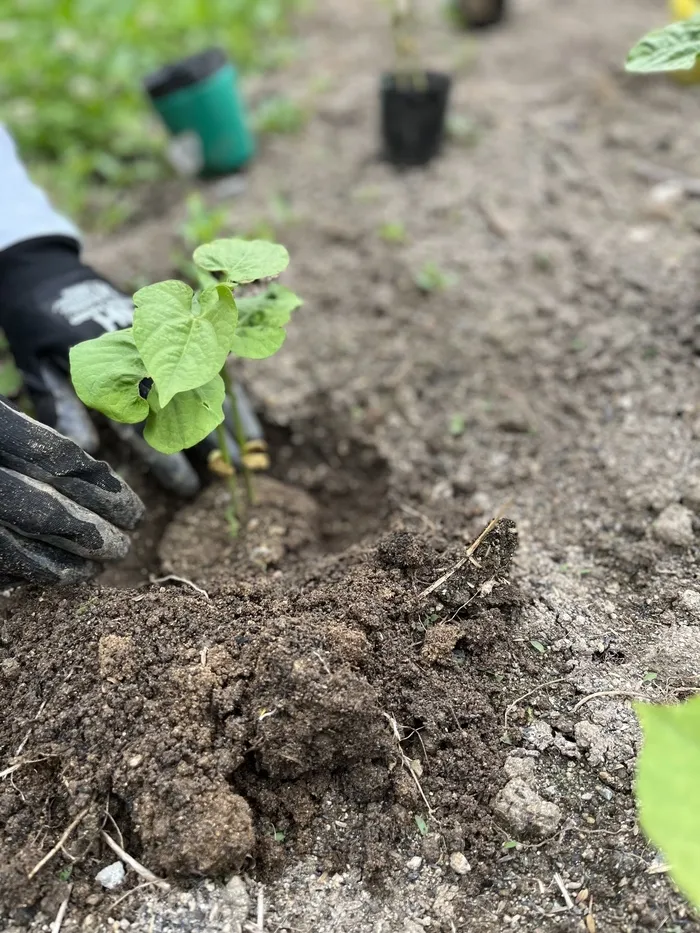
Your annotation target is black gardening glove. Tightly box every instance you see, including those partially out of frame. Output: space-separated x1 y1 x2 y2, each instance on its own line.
0 398 144 586
0 237 267 497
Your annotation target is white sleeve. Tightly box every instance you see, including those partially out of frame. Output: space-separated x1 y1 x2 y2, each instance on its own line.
0 124 80 252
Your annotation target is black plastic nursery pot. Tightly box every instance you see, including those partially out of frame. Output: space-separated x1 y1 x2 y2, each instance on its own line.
380 71 451 168
454 0 507 29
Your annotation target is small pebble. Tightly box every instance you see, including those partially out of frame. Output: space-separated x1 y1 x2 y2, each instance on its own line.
449 852 471 875
678 589 700 620
95 861 125 890
652 504 694 548
406 856 423 871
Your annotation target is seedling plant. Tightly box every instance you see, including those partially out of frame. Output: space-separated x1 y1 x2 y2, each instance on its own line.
70 237 302 535
389 0 426 91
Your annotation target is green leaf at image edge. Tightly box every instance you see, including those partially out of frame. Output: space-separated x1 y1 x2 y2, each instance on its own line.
626 17 700 74
144 375 225 454
133 280 237 407
635 697 700 909
193 238 290 284
69 329 148 423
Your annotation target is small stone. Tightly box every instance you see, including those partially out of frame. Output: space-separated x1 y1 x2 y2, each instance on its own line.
407 856 423 871
504 754 536 782
128 755 143 768
678 589 700 620
421 833 441 863
223 876 250 919
682 477 700 513
523 720 553 751
449 852 471 875
0 658 20 681
643 180 685 220
493 778 562 838
652 504 694 548
553 733 580 758
574 721 609 767
95 861 125 890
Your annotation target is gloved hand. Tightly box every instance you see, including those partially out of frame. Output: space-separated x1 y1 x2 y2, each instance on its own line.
0 397 144 586
0 236 267 497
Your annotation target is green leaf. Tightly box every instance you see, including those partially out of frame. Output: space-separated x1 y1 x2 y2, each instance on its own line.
626 17 700 74
530 640 546 654
69 329 148 424
414 814 429 836
502 840 518 850
232 284 302 360
193 238 290 284
133 280 237 407
144 375 225 455
635 697 700 909
449 413 465 437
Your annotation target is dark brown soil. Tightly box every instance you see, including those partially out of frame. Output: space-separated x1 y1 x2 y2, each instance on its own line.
0 495 522 921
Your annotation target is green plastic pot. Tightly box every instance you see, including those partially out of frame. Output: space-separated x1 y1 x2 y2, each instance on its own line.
144 48 255 176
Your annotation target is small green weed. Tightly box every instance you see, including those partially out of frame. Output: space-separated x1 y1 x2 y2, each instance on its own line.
378 221 408 244
414 262 457 293
253 96 308 136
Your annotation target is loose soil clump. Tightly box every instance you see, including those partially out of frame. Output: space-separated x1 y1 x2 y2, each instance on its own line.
0 499 521 922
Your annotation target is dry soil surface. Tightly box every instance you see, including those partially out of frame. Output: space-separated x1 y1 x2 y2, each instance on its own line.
4 0 700 931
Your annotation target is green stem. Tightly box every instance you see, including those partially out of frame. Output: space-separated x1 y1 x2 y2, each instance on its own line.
216 420 239 536
221 364 256 506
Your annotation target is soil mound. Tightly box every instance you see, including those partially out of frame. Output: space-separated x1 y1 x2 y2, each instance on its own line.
0 504 521 919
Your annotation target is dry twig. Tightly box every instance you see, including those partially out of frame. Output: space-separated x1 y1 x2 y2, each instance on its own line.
504 678 572 726
571 689 648 714
553 872 575 910
28 808 90 879
419 503 511 600
101 831 170 890
50 883 73 933
149 574 210 600
384 713 435 817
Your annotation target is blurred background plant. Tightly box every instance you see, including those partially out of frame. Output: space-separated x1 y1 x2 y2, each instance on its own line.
0 0 305 231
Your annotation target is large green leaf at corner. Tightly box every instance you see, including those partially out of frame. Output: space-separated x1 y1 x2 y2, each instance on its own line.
69 328 148 423
144 375 225 454
626 18 700 73
132 280 237 407
193 238 290 284
635 697 700 909
232 284 303 360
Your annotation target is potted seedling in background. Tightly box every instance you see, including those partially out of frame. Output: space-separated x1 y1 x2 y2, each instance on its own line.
144 48 255 177
381 0 452 167
450 0 507 30
70 238 302 536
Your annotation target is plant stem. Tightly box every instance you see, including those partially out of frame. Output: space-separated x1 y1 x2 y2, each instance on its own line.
215 420 239 536
221 365 256 506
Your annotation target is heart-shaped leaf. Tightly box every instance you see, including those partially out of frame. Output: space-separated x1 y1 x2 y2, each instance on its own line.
232 285 302 360
69 328 148 423
193 238 290 284
133 280 237 407
635 697 700 909
144 375 225 454
627 17 700 73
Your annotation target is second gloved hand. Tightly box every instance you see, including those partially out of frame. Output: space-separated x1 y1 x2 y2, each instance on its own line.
0 398 144 586
0 237 265 497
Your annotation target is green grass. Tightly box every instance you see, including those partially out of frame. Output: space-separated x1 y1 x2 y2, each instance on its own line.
0 0 305 230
